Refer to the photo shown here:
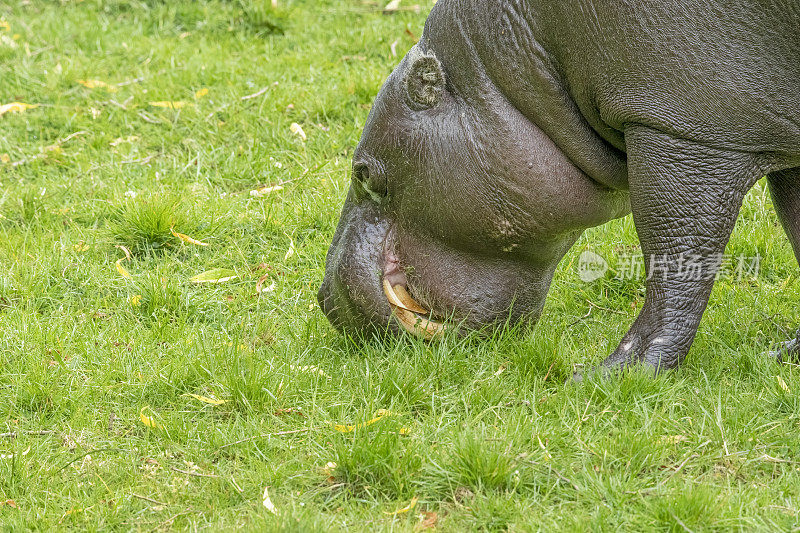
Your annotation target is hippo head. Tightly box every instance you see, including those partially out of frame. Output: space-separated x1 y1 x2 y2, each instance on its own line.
318 40 628 339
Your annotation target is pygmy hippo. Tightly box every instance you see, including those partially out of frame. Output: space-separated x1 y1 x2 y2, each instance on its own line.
318 0 800 374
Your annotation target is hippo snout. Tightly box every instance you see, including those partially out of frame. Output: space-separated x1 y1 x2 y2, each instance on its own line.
317 192 397 337
317 261 393 337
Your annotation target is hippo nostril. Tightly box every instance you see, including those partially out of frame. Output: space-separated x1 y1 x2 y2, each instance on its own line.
353 162 370 183
352 159 388 203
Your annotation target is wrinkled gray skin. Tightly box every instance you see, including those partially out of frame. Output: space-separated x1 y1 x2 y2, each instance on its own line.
318 0 800 374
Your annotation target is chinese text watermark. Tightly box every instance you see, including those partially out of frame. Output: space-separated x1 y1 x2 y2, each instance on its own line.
578 250 760 283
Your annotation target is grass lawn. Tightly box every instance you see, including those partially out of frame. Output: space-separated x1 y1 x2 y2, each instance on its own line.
2 0 800 530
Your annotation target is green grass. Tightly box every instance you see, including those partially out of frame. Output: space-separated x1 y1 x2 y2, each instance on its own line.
2 1 800 530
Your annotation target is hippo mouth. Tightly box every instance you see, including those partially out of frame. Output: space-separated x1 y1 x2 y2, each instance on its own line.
382 233 447 340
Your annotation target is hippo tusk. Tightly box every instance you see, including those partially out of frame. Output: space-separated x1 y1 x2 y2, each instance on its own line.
393 306 447 340
382 279 446 340
382 279 428 314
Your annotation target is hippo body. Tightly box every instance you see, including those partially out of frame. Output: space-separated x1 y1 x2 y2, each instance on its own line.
319 0 800 373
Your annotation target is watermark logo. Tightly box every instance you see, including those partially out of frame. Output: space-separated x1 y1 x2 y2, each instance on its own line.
577 251 760 282
578 251 609 282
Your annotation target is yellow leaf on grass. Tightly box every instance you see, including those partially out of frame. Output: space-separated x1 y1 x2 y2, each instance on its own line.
73 241 90 252
140 406 164 430
385 496 418 515
116 245 132 260
184 393 227 405
110 135 139 147
256 274 276 294
114 245 132 279
115 258 132 279
249 184 284 198
290 122 306 141
262 486 278 515
334 409 393 433
384 0 402 11
170 227 208 246
778 375 791 393
77 79 118 92
59 507 86 524
130 294 142 307
0 19 9 32
190 268 237 284
149 101 191 109
321 461 338 483
284 239 295 261
194 88 209 99
0 102 38 116
1 153 9 164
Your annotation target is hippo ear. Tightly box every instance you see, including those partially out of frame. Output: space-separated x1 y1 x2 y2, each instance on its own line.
404 50 446 109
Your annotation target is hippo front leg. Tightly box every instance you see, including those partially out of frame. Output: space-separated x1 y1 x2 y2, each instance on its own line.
766 167 800 362
598 127 764 374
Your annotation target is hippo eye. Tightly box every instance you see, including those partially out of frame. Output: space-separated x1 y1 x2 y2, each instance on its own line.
404 50 446 110
353 161 388 203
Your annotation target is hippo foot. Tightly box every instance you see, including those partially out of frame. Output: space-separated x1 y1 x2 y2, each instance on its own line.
765 333 800 363
573 324 686 382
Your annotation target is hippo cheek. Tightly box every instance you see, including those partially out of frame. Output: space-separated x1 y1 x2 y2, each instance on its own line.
388 232 554 334
317 197 396 338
